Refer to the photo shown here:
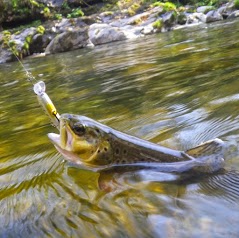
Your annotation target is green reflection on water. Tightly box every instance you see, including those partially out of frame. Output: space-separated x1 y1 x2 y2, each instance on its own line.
1 20 239 237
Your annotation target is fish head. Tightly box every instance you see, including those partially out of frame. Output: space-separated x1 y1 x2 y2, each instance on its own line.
48 113 113 167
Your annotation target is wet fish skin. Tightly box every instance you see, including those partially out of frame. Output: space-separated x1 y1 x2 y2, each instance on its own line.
48 113 226 173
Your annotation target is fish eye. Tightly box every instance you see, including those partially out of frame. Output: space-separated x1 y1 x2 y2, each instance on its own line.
72 122 86 136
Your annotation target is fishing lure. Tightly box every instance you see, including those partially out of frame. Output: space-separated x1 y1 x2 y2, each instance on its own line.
33 81 60 130
5 42 60 129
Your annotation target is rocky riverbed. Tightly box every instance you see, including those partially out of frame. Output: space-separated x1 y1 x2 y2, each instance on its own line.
1 0 239 64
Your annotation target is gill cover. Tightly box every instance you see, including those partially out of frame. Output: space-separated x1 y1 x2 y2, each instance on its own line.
49 114 113 167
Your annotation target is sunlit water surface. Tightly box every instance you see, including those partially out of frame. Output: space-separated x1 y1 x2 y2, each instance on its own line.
1 19 239 237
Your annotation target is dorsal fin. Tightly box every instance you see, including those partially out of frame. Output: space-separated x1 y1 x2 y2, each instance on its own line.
186 138 225 160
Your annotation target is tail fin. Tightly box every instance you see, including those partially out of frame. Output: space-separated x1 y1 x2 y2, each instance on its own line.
186 138 225 160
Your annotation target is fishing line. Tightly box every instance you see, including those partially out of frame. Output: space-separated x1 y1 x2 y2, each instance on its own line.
7 43 60 129
7 42 37 85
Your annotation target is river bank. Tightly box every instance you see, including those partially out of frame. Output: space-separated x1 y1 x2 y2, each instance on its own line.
1 0 239 64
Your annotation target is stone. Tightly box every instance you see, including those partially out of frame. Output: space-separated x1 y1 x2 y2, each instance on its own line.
88 23 126 46
228 10 239 19
45 28 88 54
177 12 187 25
141 24 154 35
205 10 223 23
13 27 37 41
162 11 177 28
193 12 207 23
0 48 14 64
197 6 215 14
121 25 143 38
30 33 52 53
38 0 64 7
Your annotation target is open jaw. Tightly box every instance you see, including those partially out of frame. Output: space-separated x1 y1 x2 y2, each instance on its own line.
47 122 81 165
48 120 73 149
47 125 104 170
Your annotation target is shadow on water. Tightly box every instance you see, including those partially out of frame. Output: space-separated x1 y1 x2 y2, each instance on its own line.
1 19 239 237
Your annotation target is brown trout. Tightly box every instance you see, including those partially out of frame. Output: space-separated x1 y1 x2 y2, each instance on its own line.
48 113 225 172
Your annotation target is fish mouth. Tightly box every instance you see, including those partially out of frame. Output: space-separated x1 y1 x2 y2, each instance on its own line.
47 120 73 151
48 132 61 147
48 123 83 165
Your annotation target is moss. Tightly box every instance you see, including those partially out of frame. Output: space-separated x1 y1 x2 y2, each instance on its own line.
41 7 51 18
152 19 163 29
152 1 177 12
2 31 12 47
36 25 45 35
67 8 84 18
127 2 141 15
235 0 239 9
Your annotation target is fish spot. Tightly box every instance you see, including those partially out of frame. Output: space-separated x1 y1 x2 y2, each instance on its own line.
96 128 100 133
105 157 112 162
104 147 108 152
115 148 120 155
98 150 101 153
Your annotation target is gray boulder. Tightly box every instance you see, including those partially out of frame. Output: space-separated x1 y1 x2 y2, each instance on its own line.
205 10 223 23
186 12 206 24
177 12 187 25
45 28 88 54
30 33 53 53
0 48 14 64
162 11 177 29
197 6 215 14
88 23 126 46
228 10 239 19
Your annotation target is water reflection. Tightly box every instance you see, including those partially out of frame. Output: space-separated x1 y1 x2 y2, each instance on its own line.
1 19 239 237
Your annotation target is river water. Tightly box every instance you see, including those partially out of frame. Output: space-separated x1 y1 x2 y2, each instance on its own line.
1 19 239 237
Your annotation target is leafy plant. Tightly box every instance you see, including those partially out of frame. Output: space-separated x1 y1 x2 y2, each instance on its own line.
2 31 12 47
67 8 84 18
235 0 239 9
55 13 63 20
41 7 51 18
62 1 71 10
152 1 177 11
152 19 163 29
29 0 40 7
36 25 45 35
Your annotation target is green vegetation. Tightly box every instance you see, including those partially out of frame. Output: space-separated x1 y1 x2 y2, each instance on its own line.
152 1 177 11
2 23 45 58
234 0 239 9
0 0 84 29
2 30 19 57
152 19 163 29
67 8 84 18
54 13 63 20
0 0 234 32
36 25 45 35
